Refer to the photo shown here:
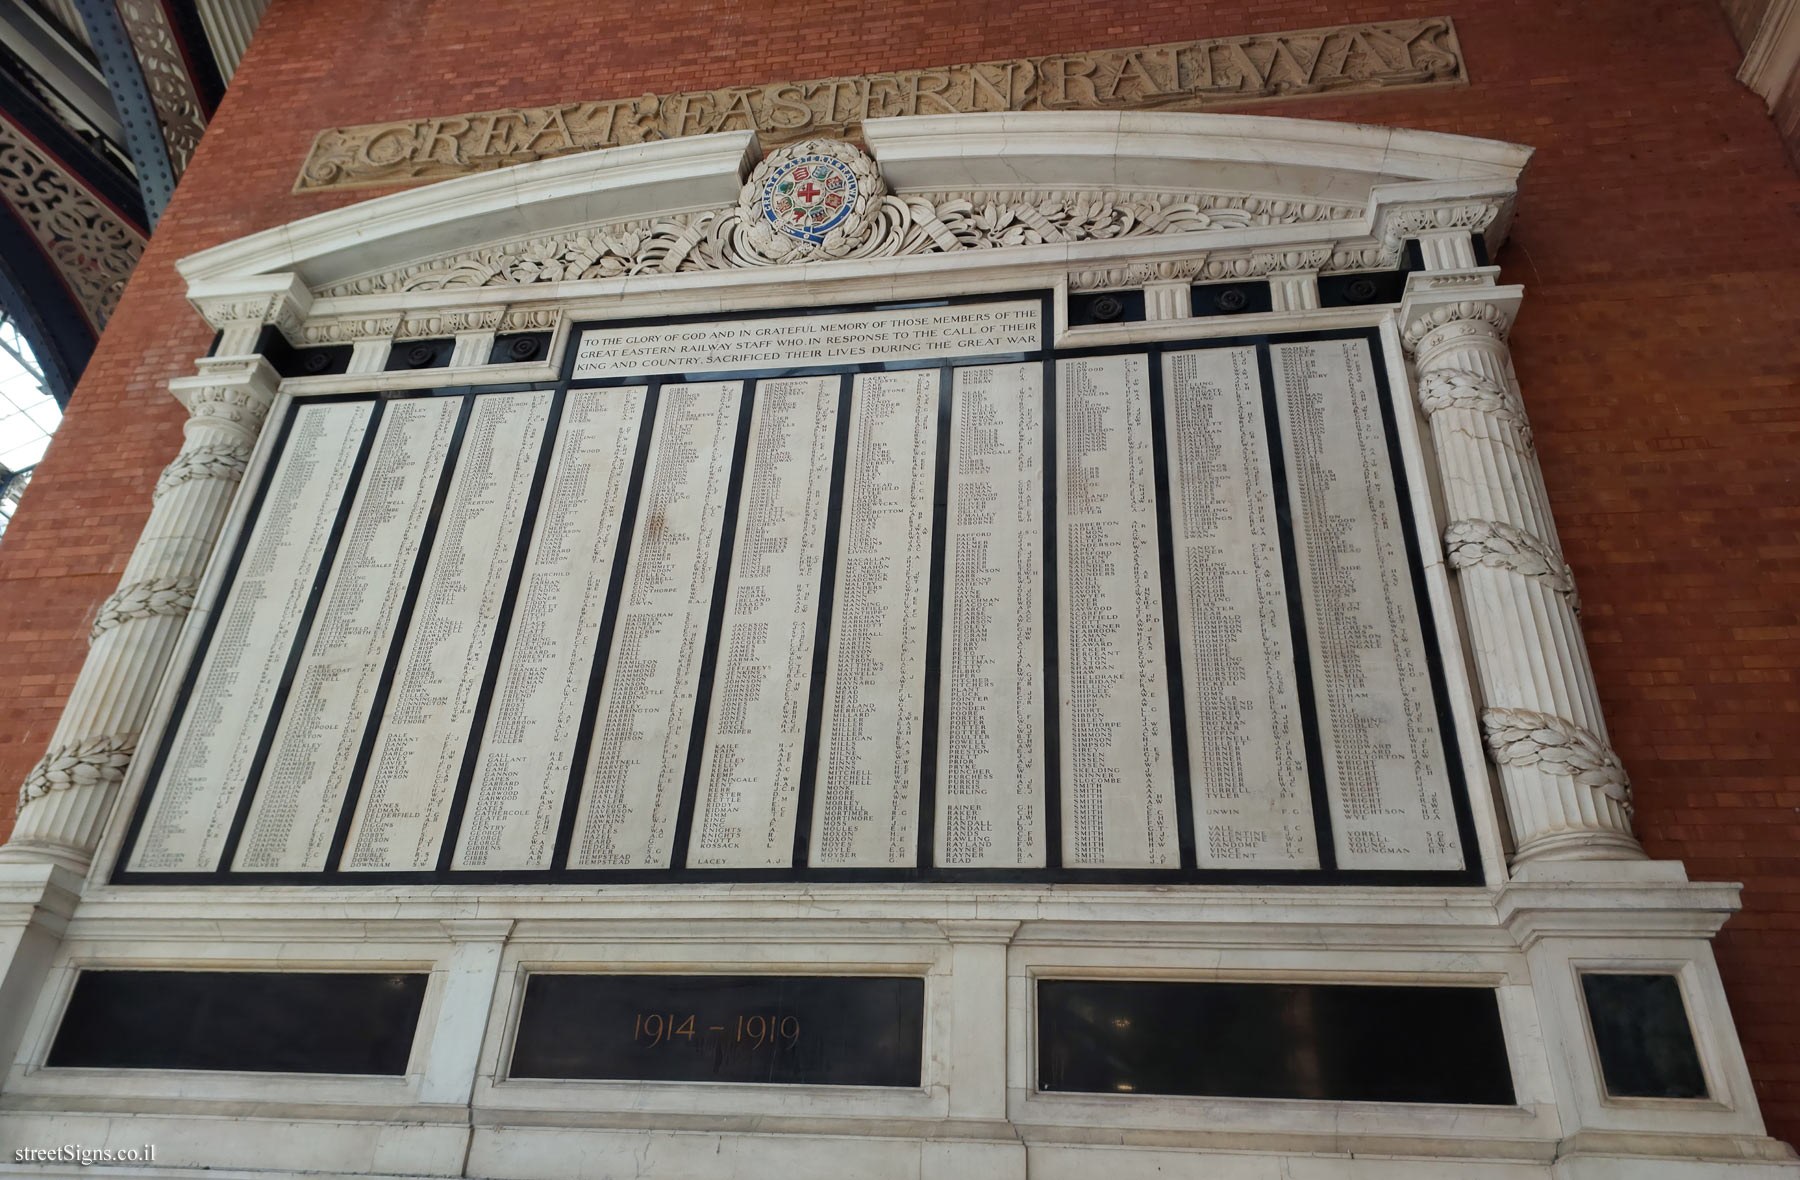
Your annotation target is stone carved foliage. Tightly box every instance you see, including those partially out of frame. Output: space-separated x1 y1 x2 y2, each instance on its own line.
154 444 251 501
1067 247 1340 292
195 293 305 344
318 187 1367 298
1444 519 1577 603
20 732 138 805
1402 299 1511 353
1378 201 1500 252
117 0 208 174
90 576 200 641
1482 707 1632 812
186 384 275 434
0 117 145 331
397 307 504 339
1415 365 1530 436
300 316 403 344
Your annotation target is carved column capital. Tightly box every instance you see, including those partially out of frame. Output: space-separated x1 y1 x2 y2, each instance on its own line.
170 357 281 444
1400 284 1521 356
186 273 312 353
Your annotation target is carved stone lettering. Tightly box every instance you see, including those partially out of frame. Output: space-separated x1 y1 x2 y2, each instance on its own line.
296 19 1466 192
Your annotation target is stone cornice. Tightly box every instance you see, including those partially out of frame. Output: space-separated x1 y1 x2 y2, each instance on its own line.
178 115 1531 305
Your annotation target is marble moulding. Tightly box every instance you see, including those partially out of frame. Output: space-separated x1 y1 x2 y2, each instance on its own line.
0 113 1792 1180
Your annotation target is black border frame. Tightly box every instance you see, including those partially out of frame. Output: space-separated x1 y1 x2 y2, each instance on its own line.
113 291 1482 888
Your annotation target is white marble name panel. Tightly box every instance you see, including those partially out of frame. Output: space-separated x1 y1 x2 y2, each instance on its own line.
452 386 647 870
1162 348 1318 869
339 390 555 871
810 369 939 868
1057 354 1178 868
574 301 1041 378
1272 339 1462 871
689 376 839 868
129 401 373 873
568 381 744 869
935 362 1045 869
232 396 462 872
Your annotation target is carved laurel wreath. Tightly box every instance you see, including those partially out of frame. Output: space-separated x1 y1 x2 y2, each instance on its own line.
21 732 138 804
1481 707 1632 812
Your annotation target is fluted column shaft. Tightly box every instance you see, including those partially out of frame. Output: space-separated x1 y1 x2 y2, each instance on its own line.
1403 282 1642 863
3 359 279 869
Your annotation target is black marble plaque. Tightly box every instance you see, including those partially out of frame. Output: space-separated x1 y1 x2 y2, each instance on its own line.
1037 978 1513 1104
47 970 426 1074
1581 972 1709 1099
511 974 924 1086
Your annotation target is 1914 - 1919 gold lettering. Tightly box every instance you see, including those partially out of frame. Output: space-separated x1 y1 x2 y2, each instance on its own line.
295 18 1464 192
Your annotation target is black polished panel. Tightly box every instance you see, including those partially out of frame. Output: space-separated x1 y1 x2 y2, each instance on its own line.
511 974 924 1086
1581 972 1709 1099
1067 289 1146 325
384 337 455 371
490 331 553 364
1037 979 1514 1104
1190 280 1272 317
47 970 427 1074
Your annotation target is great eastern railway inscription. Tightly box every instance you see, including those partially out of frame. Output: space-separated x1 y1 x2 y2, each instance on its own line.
122 296 1470 882
295 19 1465 192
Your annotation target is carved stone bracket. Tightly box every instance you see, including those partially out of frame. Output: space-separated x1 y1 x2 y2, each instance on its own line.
90 576 200 642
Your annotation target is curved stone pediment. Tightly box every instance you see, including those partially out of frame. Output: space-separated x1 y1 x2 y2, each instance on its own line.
178 111 1530 337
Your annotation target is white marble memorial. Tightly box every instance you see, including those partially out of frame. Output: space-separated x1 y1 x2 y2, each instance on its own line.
810 369 938 868
234 397 461 872
452 387 647 870
1056 354 1179 868
574 302 1041 378
567 381 743 869
935 362 1045 869
127 401 372 872
1272 339 1462 870
689 377 839 868
1162 347 1318 870
340 391 554 871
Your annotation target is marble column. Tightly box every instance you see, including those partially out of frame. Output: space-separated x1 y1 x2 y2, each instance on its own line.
1401 267 1643 863
1 278 307 870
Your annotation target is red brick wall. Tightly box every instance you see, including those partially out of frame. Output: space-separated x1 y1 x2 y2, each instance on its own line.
2 0 1795 1140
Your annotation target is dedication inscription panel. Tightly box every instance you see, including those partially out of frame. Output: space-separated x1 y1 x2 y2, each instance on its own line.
123 296 1471 883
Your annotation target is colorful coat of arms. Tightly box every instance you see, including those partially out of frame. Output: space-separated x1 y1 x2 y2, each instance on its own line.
741 139 886 261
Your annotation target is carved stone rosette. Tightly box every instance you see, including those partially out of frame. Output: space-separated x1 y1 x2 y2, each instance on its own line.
2 350 283 869
1401 278 1642 863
